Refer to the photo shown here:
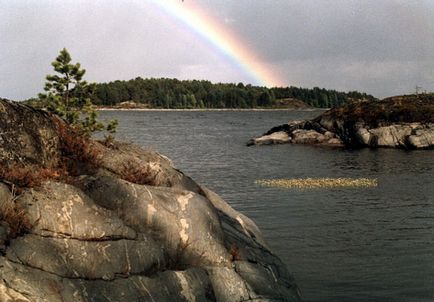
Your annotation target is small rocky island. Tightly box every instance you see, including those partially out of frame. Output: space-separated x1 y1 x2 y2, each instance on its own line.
0 99 301 301
248 94 434 149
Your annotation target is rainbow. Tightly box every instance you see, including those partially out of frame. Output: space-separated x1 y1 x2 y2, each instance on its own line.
150 0 284 87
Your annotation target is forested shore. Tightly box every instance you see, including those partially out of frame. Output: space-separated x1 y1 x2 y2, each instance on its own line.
90 78 375 108
23 77 376 109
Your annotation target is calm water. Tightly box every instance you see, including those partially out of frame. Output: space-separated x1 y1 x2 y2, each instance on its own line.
100 110 434 302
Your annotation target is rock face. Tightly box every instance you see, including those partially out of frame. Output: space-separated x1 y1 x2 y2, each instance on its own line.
0 99 301 301
0 98 61 167
249 95 434 149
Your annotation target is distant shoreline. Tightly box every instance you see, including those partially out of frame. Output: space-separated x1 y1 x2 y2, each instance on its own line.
96 107 327 112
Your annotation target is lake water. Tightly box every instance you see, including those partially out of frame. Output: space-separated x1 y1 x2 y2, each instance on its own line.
100 110 434 302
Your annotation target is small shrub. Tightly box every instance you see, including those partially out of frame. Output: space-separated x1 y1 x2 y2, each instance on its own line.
0 164 62 189
0 120 102 189
229 244 242 261
100 134 118 149
118 160 163 186
0 186 32 239
54 118 102 176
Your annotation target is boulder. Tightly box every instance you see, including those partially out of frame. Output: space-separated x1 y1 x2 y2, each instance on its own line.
355 128 373 145
247 131 290 146
0 99 301 301
291 129 343 146
292 129 324 144
369 125 413 147
407 125 434 148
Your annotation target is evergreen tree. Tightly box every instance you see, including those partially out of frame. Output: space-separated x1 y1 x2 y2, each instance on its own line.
188 94 197 108
39 48 117 135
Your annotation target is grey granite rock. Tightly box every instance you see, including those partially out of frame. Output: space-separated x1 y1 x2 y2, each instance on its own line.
247 131 290 146
369 125 413 147
407 124 434 148
0 99 301 301
1 174 301 301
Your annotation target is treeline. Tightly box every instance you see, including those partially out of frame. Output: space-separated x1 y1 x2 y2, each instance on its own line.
91 77 376 108
272 86 376 108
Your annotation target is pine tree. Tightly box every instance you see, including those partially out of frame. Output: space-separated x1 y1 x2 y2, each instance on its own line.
39 48 117 136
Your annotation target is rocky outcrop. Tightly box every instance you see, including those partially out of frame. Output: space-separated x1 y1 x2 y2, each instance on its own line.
0 99 301 301
248 120 344 147
249 95 434 149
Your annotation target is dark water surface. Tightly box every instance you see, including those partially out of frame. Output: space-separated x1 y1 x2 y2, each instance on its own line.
100 110 434 302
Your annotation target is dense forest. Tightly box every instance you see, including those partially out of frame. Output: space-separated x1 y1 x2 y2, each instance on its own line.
91 77 376 108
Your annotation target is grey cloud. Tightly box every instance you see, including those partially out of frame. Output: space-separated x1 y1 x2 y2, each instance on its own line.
274 57 434 97
211 0 434 62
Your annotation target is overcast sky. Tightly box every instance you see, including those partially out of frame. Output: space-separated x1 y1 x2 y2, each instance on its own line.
1 0 433 100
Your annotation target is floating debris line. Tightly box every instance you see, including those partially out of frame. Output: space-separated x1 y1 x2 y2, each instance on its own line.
255 178 378 189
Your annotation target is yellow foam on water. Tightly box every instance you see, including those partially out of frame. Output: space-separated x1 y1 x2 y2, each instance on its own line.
255 178 378 189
